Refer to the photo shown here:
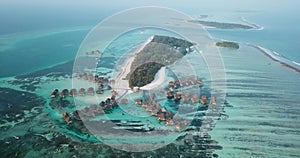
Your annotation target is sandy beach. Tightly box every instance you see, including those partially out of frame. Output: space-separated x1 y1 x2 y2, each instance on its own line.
114 36 159 98
140 67 166 90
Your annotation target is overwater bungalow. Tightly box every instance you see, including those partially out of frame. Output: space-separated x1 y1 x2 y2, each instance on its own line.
142 102 148 108
62 89 69 95
82 73 88 80
104 104 113 111
169 87 174 93
166 118 175 125
211 96 217 106
105 98 112 105
111 101 118 108
89 74 95 82
96 86 104 94
78 88 86 96
182 96 190 104
86 50 102 55
157 113 166 121
69 89 77 97
169 81 175 88
197 78 203 85
174 80 180 89
62 112 72 124
73 110 82 121
99 101 106 107
189 78 195 85
135 99 142 105
50 89 59 98
185 81 190 86
59 92 65 98
201 95 208 105
166 92 174 99
87 87 95 96
167 111 174 118
151 109 159 116
112 90 118 96
180 80 185 87
175 123 184 131
191 94 199 104
161 107 167 113
174 93 182 101
111 95 116 101
97 82 104 88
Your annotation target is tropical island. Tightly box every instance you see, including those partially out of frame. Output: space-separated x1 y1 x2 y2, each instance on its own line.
127 35 194 89
216 41 239 49
189 20 255 29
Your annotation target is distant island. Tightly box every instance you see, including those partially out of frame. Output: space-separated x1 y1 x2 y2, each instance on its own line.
216 41 239 49
128 35 193 88
189 20 255 29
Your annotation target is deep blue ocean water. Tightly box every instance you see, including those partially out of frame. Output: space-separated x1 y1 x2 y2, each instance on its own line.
0 30 88 77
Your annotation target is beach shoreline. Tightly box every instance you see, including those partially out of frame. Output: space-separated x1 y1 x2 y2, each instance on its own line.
140 67 166 90
114 36 155 98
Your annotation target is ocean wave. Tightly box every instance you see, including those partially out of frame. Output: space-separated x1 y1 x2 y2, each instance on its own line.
248 44 300 73
293 61 300 66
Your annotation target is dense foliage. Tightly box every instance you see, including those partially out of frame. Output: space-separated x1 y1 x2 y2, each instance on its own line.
129 62 164 88
216 41 239 49
195 20 253 29
151 35 193 55
128 35 194 89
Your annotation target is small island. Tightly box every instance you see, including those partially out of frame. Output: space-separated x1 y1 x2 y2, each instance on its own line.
189 20 255 29
216 41 239 49
127 35 194 89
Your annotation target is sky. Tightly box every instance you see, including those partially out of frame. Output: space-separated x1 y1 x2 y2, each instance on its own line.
0 0 299 34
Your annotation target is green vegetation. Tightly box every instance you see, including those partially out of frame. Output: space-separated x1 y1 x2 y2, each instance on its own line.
129 62 164 88
128 35 194 88
191 20 254 29
216 41 239 49
151 35 193 55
